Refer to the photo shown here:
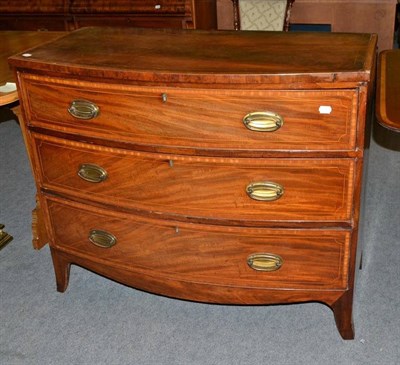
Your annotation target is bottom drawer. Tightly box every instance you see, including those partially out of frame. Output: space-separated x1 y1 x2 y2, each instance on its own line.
45 197 351 290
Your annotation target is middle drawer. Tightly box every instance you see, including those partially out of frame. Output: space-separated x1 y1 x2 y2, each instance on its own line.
33 134 355 225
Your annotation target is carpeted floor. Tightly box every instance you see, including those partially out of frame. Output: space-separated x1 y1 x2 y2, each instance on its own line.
1 117 399 365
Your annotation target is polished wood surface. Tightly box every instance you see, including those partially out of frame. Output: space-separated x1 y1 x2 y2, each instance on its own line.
376 49 400 132
23 76 359 154
47 197 351 291
0 31 64 106
9 27 375 85
34 135 356 225
0 0 217 31
9 28 377 340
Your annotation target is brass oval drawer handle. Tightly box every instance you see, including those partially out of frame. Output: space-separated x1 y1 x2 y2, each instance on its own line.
68 99 99 120
78 163 108 183
247 253 283 272
89 229 117 248
243 111 283 132
246 181 284 201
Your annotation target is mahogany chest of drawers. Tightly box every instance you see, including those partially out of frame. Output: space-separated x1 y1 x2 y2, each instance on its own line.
9 27 377 339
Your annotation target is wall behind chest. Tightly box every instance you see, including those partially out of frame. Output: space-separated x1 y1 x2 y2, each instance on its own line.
216 0 397 51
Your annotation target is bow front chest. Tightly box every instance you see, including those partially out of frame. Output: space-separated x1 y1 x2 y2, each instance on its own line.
9 27 377 339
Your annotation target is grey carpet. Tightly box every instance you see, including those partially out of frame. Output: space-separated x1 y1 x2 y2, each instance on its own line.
1 118 399 365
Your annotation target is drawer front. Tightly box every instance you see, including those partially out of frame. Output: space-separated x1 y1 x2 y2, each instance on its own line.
70 0 187 14
0 1 67 13
34 135 355 223
73 15 188 29
46 197 350 289
22 75 358 152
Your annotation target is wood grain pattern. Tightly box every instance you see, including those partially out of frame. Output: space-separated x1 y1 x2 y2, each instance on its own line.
22 75 359 153
9 27 376 85
46 197 351 290
34 134 355 224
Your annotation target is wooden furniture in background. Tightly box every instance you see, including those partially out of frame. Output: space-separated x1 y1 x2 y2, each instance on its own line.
9 27 376 339
0 0 217 31
376 49 400 132
218 0 396 51
374 48 400 151
1 31 64 107
232 0 295 31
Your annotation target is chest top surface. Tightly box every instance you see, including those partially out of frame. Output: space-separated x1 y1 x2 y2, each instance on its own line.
9 27 376 86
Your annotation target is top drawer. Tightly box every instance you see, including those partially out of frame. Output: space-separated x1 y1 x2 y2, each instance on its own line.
21 75 359 154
